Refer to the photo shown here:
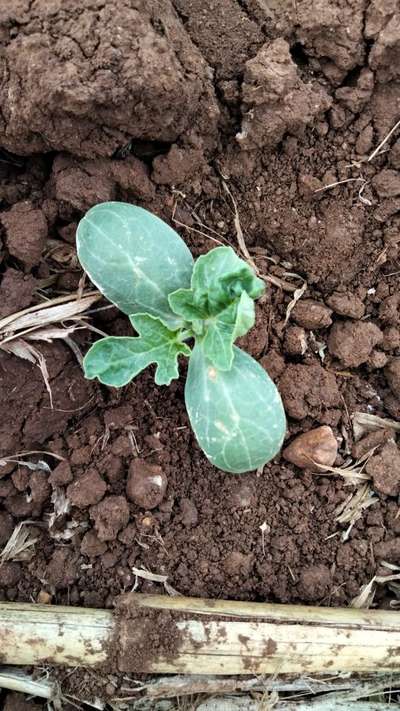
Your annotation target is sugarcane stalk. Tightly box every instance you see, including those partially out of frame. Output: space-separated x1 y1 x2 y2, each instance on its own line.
0 595 399 674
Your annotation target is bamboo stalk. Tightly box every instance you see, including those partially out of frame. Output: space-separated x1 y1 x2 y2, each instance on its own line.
0 595 399 674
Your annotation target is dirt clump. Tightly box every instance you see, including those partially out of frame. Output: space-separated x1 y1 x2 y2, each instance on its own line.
116 593 185 673
0 201 47 268
385 358 400 399
44 548 79 589
368 12 400 82
49 461 73 487
295 0 365 82
238 38 331 151
126 459 167 510
29 471 51 514
80 530 108 558
335 68 374 113
328 321 383 368
375 538 400 563
90 495 130 541
279 363 340 422
0 562 22 587
366 440 400 497
53 153 155 211
0 268 36 319
67 468 107 508
0 0 219 159
291 300 332 330
379 293 400 325
372 168 400 198
0 511 14 545
326 292 366 320
3 691 43 711
223 551 254 577
298 564 332 602
179 497 199 527
283 326 307 356
351 429 393 460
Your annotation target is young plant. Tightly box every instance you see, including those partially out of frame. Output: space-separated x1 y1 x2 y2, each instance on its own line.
77 202 286 473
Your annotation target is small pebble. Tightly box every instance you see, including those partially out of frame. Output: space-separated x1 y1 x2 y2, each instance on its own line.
283 426 338 472
37 590 52 604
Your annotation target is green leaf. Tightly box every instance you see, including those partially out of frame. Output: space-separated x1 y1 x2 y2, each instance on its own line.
168 288 207 322
169 247 263 369
190 246 264 313
232 290 255 339
83 314 191 387
185 343 286 473
201 292 255 370
77 202 194 328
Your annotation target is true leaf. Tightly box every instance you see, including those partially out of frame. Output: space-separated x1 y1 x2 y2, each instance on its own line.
190 246 264 313
168 288 207 322
83 314 191 387
201 291 255 370
77 202 194 328
185 343 286 473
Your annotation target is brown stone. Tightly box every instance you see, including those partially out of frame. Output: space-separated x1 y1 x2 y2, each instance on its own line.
283 426 338 472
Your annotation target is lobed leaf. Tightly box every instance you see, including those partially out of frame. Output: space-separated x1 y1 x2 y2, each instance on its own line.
77 202 194 328
83 314 191 387
169 247 264 369
201 291 255 370
168 288 207 322
185 343 286 473
190 246 264 313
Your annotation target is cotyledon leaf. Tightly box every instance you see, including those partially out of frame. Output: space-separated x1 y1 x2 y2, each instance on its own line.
76 202 194 328
83 314 191 387
185 343 286 473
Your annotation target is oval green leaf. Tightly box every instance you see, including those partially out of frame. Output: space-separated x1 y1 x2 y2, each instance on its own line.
185 344 286 473
77 202 194 327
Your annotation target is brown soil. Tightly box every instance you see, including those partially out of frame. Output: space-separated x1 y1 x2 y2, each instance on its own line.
0 0 400 662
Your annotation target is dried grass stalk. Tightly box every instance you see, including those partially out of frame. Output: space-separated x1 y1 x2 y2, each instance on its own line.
2 595 399 674
352 412 400 440
0 522 38 564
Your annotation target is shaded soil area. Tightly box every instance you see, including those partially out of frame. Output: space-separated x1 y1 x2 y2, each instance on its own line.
0 0 400 626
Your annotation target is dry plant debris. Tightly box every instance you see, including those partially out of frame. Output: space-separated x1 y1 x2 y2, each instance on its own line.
335 484 378 541
131 566 181 596
352 411 400 440
0 290 101 406
0 521 38 564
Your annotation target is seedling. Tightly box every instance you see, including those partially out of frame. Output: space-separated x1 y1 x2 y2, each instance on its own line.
77 202 286 473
